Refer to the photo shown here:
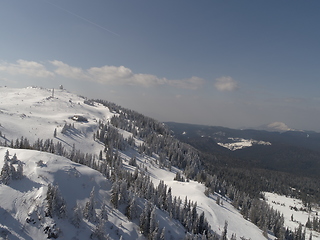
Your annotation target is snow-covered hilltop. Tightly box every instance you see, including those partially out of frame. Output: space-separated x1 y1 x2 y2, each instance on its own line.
0 87 317 240
0 86 112 154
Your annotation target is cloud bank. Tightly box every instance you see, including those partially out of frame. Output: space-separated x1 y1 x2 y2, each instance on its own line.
214 76 238 91
52 61 204 89
0 59 204 90
0 59 54 78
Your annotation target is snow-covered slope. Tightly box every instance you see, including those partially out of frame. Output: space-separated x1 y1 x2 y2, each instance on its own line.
0 147 139 240
0 86 112 155
119 150 270 239
0 87 275 239
264 192 320 240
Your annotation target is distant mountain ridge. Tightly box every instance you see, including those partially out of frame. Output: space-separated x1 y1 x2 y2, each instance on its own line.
165 122 320 178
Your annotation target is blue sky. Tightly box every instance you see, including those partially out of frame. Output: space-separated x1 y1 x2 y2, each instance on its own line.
1 1 320 131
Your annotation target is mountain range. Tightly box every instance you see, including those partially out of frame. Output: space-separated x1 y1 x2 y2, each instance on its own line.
0 86 318 240
165 122 320 178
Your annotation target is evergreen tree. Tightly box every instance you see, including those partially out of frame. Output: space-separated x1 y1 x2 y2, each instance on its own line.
100 202 108 221
129 156 137 167
119 180 128 205
159 227 165 240
149 206 157 234
221 221 228 240
9 161 16 181
15 160 24 180
216 196 221 206
150 221 160 240
111 181 119 209
90 220 106 240
0 158 10 185
46 184 67 219
230 233 237 240
140 201 152 236
11 153 18 163
83 187 96 222
126 196 138 220
71 203 82 228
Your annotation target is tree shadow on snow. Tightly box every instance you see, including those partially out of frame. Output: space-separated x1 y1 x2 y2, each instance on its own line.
55 137 72 147
106 221 140 240
0 207 33 240
9 177 42 193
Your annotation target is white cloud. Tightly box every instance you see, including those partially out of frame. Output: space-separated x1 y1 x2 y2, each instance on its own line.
0 59 54 78
87 65 168 87
51 61 204 89
214 76 238 91
0 59 205 90
267 122 291 132
50 60 88 80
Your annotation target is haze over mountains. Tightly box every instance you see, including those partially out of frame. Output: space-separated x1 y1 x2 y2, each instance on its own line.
0 87 319 240
165 122 320 178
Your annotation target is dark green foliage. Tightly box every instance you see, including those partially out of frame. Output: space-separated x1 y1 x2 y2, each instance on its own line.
0 150 24 184
45 184 67 219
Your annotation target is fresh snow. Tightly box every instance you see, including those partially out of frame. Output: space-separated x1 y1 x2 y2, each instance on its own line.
0 87 282 239
264 192 320 240
119 149 272 240
0 148 143 240
217 137 271 151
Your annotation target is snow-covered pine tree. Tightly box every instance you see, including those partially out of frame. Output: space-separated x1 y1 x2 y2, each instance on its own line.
0 156 10 185
126 196 138 220
111 181 119 209
90 220 106 240
139 201 152 236
45 184 67 219
128 156 137 167
8 161 16 180
221 221 228 240
150 221 160 240
71 203 82 228
230 233 237 240
166 187 173 215
119 180 129 205
15 160 23 180
149 206 157 234
83 187 96 222
11 153 18 163
100 202 108 221
159 227 165 240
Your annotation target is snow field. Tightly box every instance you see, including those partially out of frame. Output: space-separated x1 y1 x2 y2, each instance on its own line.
0 87 296 239
264 192 320 240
